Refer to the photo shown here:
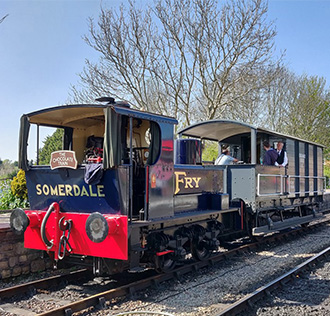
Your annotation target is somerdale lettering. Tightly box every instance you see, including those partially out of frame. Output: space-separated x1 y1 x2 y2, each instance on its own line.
35 184 105 198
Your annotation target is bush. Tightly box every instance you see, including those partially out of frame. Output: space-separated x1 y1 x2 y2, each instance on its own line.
0 179 28 210
0 170 29 210
11 169 28 200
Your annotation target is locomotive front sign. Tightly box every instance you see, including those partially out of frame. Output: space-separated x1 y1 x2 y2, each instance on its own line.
50 150 78 170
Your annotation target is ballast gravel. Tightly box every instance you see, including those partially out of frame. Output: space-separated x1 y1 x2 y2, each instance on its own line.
100 225 330 316
2 225 330 316
244 258 330 316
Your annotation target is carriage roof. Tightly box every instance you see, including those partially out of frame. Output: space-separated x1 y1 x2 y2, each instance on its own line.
178 119 324 147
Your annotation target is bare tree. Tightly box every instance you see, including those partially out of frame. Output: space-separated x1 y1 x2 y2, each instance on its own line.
71 0 279 126
0 14 9 24
191 0 278 120
262 66 296 131
283 75 330 153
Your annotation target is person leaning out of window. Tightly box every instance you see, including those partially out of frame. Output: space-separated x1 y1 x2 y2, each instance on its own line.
274 141 288 167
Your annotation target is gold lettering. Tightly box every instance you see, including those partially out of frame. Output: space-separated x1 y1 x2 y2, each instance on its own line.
192 177 202 188
97 185 105 197
80 186 89 197
36 184 42 195
50 185 58 195
58 184 65 196
185 177 193 188
42 185 49 196
73 185 80 196
174 171 186 194
174 172 203 194
36 183 106 198
65 185 73 196
89 185 97 197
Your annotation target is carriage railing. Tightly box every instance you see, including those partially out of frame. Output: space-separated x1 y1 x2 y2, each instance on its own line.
287 175 326 195
257 174 326 197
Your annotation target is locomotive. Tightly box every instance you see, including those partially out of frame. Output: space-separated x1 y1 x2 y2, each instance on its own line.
10 98 327 275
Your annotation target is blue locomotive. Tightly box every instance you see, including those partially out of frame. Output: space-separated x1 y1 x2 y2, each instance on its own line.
10 98 327 274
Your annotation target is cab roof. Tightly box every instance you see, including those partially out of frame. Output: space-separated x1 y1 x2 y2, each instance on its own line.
24 103 178 128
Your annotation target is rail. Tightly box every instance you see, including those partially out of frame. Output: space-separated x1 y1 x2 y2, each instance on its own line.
2 216 330 316
214 245 330 316
37 216 330 316
257 173 326 197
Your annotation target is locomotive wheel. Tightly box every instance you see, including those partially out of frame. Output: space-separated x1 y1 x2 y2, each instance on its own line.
191 242 211 261
245 211 256 239
154 254 176 273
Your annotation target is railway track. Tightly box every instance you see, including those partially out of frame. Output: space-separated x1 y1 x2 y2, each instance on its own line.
0 269 92 301
1 216 330 316
215 245 330 316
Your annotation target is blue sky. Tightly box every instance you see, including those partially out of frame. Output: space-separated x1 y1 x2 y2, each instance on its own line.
1 0 330 162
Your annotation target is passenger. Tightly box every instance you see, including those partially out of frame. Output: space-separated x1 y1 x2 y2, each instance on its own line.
275 141 288 167
262 140 278 166
215 149 238 165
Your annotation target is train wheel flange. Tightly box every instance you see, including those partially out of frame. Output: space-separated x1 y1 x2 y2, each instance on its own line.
192 242 211 261
154 254 176 273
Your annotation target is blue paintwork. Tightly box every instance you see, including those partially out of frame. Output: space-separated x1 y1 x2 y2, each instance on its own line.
25 167 123 214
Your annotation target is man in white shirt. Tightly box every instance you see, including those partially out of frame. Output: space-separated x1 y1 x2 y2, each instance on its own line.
275 141 288 167
215 149 238 165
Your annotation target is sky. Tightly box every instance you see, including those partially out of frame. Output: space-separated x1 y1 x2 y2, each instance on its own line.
1 0 330 162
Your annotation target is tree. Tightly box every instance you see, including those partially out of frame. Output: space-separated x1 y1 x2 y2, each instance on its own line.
71 0 279 126
38 129 64 165
224 65 295 129
283 75 330 159
0 159 18 179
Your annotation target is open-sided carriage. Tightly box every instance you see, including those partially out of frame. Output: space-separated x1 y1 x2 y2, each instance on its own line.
178 120 326 235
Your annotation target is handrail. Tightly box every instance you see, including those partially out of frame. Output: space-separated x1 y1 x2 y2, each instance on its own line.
287 175 326 195
257 173 326 197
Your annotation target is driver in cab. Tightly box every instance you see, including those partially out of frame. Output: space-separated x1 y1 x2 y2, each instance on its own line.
215 149 238 165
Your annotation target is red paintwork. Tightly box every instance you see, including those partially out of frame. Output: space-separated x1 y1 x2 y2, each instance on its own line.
24 210 128 260
87 157 103 163
161 139 174 151
53 202 61 261
156 250 174 256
